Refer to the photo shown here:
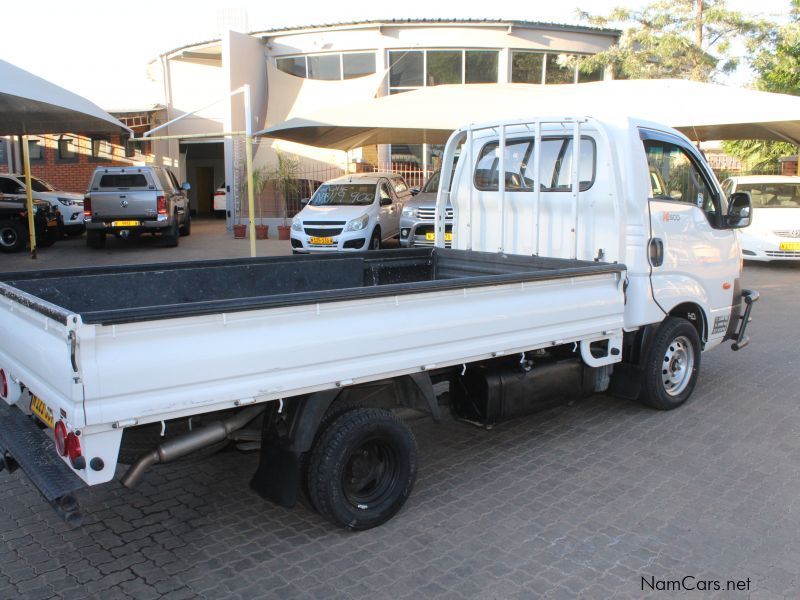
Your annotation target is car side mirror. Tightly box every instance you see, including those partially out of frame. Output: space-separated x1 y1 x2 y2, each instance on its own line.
727 191 752 228
181 182 191 191
380 197 392 206
300 197 310 206
410 188 420 196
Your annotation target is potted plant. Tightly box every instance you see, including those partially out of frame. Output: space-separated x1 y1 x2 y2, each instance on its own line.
268 151 300 240
235 166 269 239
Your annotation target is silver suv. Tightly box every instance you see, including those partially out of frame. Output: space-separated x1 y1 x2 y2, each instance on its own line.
399 171 453 247
84 166 191 248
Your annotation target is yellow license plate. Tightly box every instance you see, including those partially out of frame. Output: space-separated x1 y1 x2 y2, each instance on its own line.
425 232 453 241
309 236 334 245
30 395 54 429
112 220 140 227
780 242 800 251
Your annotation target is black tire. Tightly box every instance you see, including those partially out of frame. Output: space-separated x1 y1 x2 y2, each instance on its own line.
161 220 179 247
0 220 26 253
64 225 86 237
639 317 701 410
86 230 106 249
37 227 59 248
307 408 417 530
179 213 191 237
369 228 381 250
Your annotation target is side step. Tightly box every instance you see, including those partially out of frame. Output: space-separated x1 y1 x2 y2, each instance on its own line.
0 402 85 524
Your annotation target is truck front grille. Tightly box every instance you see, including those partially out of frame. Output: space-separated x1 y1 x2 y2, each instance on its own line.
304 227 343 236
417 207 454 221
765 250 800 257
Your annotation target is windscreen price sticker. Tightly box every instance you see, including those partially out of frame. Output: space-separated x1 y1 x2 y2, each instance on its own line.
642 575 751 592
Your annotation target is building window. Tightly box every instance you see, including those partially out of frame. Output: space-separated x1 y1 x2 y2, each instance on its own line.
343 53 376 79
276 56 306 77
91 136 112 161
27 138 44 162
426 50 462 86
123 135 136 158
276 52 377 81
58 135 77 162
465 50 498 83
307 54 341 80
511 50 604 85
389 48 500 94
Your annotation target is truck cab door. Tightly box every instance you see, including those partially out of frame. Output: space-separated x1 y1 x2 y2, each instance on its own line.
641 129 740 346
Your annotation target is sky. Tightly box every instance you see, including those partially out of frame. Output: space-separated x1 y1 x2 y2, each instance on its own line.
2 0 793 110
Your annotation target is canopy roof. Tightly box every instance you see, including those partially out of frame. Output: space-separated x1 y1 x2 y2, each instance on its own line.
258 79 800 150
0 59 129 135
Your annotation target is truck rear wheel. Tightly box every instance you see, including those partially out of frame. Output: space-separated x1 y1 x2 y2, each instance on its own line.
307 408 417 530
639 317 701 410
86 230 106 249
0 221 26 253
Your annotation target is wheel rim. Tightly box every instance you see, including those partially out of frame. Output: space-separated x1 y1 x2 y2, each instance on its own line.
0 227 18 248
342 436 399 508
662 335 695 396
372 236 380 250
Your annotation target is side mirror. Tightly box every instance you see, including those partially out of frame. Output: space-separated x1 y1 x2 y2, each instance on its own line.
669 190 683 200
380 197 392 206
181 182 191 191
300 197 310 206
410 188 420 196
727 191 752 228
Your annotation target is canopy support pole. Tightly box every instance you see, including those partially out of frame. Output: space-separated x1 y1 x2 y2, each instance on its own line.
243 85 256 259
21 136 36 259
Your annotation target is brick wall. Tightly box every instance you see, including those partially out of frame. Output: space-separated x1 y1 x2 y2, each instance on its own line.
780 156 798 176
17 133 151 193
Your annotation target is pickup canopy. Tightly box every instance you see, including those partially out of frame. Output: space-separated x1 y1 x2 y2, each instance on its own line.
1 248 624 326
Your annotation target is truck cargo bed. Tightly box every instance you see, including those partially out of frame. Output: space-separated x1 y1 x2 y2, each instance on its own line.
0 248 623 326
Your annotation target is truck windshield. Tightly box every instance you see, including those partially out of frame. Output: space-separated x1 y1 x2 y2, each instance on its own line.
310 184 376 206
737 183 800 208
29 177 55 192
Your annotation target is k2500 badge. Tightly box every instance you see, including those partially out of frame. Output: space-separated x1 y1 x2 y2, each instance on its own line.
662 212 681 222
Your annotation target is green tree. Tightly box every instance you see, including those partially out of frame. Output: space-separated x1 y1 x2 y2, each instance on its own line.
579 1 771 81
722 1 799 172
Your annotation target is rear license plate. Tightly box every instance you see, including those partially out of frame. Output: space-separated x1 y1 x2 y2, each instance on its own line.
425 232 453 241
112 220 140 227
310 236 334 245
780 242 800 251
30 395 54 429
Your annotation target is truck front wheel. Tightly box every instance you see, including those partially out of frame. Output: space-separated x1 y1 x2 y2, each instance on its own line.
307 408 417 530
639 317 701 410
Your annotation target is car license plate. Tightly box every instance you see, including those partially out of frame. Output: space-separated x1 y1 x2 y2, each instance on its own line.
112 220 140 227
425 232 453 241
780 242 800 251
30 395 54 429
310 236 334 245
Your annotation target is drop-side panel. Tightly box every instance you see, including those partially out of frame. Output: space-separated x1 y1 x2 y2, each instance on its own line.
79 271 625 427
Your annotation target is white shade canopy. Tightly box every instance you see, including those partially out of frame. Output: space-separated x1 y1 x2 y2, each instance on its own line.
0 59 129 135
258 79 800 150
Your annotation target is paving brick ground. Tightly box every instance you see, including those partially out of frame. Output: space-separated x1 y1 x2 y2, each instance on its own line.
1 261 799 599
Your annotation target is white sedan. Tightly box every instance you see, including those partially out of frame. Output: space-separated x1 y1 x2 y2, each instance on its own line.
0 173 85 236
721 175 800 261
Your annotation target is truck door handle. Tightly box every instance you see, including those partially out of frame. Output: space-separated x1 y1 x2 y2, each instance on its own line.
649 238 664 267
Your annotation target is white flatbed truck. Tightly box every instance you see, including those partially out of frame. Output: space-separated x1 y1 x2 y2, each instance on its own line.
0 116 757 529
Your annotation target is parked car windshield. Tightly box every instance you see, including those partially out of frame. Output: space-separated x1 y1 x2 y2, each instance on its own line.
737 183 800 208
310 183 376 206
29 177 55 192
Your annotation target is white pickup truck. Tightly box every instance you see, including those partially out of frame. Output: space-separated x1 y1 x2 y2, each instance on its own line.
0 116 757 529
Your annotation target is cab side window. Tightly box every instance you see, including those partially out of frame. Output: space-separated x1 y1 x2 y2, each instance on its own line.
644 140 720 225
379 182 393 202
0 177 21 194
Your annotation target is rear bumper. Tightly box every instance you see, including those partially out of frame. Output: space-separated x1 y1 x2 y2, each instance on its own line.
86 217 172 233
0 402 85 523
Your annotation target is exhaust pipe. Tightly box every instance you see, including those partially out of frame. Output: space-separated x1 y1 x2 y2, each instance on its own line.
120 405 264 488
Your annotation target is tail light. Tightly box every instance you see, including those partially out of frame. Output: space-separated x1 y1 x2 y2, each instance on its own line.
54 420 85 469
54 421 68 456
83 196 92 217
0 369 7 399
157 195 166 215
214 190 225 196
